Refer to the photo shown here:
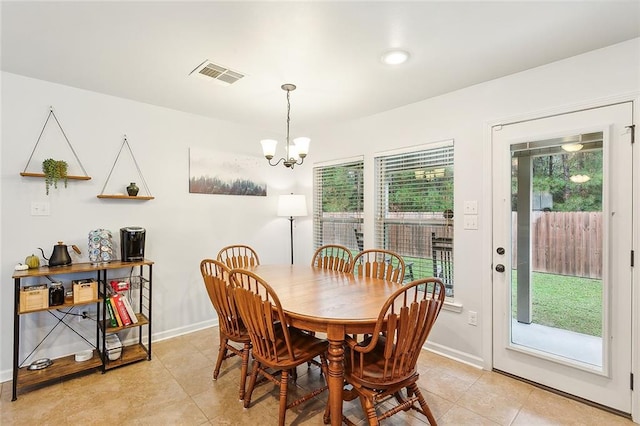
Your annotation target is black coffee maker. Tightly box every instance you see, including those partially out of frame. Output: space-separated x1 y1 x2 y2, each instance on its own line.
120 227 146 262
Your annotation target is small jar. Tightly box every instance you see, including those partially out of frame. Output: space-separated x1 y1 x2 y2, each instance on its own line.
126 182 139 196
49 282 65 306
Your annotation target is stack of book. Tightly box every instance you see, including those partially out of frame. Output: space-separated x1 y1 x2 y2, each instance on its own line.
105 281 138 328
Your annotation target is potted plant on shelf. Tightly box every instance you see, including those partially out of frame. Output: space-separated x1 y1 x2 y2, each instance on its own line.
42 159 68 195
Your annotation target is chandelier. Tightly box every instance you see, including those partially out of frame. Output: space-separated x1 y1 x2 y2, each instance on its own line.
260 84 310 169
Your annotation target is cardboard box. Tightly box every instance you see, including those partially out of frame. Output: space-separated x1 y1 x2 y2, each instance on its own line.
19 285 49 312
72 280 98 303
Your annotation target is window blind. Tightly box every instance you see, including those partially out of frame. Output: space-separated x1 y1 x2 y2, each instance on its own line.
374 142 455 294
313 158 364 251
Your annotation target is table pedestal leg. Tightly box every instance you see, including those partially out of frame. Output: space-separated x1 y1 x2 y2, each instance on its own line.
326 325 345 426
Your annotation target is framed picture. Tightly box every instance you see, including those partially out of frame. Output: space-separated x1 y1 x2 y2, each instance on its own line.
189 148 267 196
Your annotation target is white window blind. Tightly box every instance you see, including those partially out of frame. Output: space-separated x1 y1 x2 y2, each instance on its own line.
375 142 455 295
313 158 364 251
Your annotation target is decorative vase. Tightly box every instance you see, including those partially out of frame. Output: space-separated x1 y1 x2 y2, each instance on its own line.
126 182 139 196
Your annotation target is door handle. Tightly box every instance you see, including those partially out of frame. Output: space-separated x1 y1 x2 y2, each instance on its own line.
496 247 505 255
495 264 505 273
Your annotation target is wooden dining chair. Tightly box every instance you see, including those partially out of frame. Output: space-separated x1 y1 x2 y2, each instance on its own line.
352 249 406 284
216 244 260 268
311 244 354 273
229 268 329 426
333 278 446 426
199 259 252 401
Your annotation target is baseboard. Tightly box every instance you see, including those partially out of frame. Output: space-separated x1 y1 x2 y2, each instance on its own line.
423 340 485 370
151 318 218 343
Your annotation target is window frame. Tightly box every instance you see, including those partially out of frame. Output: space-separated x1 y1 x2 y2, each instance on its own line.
312 156 365 252
374 140 455 296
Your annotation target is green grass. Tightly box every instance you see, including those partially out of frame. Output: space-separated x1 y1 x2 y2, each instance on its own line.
361 252 603 337
512 271 602 337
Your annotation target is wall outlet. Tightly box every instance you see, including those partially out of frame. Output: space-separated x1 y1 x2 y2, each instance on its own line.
30 201 50 216
468 310 478 326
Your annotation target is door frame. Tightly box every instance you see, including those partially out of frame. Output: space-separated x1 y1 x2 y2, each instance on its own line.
482 93 639 422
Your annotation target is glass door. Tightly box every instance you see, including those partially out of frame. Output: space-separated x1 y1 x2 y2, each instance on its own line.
492 102 633 413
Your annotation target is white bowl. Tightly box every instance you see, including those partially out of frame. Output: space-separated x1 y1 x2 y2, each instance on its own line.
74 349 93 362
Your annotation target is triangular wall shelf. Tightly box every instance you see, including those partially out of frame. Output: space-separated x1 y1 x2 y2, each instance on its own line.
97 135 154 200
20 106 92 180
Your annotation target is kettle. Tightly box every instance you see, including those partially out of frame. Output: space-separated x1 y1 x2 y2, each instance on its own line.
38 242 80 267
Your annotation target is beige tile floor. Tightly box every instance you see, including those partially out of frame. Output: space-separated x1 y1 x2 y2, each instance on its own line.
1 327 635 425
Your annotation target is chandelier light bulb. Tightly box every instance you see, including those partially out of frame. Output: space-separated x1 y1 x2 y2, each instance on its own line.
260 139 277 159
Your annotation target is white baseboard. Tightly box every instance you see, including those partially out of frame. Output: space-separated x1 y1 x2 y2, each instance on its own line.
423 341 486 370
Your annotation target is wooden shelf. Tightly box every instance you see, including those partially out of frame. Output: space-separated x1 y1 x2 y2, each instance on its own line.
104 343 149 370
104 313 149 333
20 172 91 180
13 260 154 279
18 350 101 388
18 296 101 315
96 194 154 200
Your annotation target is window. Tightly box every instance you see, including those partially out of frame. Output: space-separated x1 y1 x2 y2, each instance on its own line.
375 141 455 295
313 158 364 251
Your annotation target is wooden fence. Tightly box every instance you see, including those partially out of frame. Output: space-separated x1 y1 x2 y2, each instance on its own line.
319 211 602 279
515 211 602 279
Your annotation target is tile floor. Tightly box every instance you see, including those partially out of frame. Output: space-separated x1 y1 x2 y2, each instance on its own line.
1 327 635 425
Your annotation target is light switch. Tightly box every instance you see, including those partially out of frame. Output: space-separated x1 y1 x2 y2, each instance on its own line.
464 200 478 214
31 201 50 216
463 214 478 230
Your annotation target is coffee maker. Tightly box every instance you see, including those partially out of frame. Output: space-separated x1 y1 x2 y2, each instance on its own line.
120 227 146 262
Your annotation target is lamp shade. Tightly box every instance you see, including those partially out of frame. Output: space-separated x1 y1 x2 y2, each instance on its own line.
277 194 308 217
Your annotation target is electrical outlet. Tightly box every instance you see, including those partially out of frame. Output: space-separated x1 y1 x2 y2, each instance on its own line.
31 201 50 216
468 310 477 326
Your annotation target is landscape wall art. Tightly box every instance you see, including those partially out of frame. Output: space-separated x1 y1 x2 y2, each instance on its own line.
189 147 267 196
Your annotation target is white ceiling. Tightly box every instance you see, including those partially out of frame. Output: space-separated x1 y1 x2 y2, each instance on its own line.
2 1 639 136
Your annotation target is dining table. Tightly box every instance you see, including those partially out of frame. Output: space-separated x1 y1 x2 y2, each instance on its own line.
244 264 403 426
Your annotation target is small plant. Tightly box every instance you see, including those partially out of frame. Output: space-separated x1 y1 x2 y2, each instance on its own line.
42 159 68 195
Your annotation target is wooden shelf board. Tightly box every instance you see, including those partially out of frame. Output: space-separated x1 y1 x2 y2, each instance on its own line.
104 313 149 333
97 194 154 200
18 351 101 388
20 172 91 180
13 260 154 279
104 343 149 370
19 297 101 315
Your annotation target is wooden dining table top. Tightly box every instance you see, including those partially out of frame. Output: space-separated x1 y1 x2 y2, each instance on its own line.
243 264 403 326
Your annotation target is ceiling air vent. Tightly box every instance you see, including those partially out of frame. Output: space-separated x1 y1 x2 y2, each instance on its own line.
189 60 245 86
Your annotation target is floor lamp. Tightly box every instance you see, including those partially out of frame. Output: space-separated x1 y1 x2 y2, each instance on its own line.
277 194 308 265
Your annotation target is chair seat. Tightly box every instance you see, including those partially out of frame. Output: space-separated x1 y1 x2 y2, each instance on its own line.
253 323 328 369
223 322 252 343
344 336 417 389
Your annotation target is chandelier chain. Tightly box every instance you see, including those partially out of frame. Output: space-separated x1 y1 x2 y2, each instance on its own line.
286 89 291 159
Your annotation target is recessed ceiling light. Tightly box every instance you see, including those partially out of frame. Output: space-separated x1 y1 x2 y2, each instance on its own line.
381 49 410 65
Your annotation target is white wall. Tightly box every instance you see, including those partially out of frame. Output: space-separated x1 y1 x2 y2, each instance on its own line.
1 37 638 385
307 38 640 367
0 73 309 380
